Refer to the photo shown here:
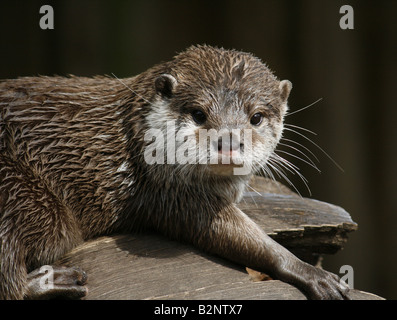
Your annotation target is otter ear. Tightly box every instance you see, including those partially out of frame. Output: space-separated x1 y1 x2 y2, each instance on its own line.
155 74 177 99
279 80 292 102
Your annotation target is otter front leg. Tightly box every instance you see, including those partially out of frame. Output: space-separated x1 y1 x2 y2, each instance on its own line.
191 205 349 300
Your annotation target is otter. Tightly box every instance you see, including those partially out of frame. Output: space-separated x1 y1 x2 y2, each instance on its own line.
0 45 349 299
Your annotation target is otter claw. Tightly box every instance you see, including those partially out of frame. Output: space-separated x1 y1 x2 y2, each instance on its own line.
25 265 87 300
304 268 350 300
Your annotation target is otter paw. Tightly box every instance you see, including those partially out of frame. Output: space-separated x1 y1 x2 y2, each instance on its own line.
26 265 88 300
303 267 350 300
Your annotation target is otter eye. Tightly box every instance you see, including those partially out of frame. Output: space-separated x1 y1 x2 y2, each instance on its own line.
191 110 206 125
250 113 263 126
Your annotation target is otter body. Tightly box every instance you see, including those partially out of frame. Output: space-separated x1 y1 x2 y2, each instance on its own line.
0 45 349 299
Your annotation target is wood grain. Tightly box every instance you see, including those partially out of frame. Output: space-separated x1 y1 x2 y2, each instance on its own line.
55 177 378 300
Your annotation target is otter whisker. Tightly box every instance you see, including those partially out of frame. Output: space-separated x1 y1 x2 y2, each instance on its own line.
285 98 323 117
264 159 304 197
269 153 312 196
271 152 302 175
280 137 320 163
276 148 321 173
278 141 320 170
283 127 344 172
111 72 154 107
284 123 317 136
254 160 285 194
257 162 277 181
244 184 260 208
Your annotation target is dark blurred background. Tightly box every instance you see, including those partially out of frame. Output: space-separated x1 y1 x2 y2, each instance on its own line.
1 0 395 299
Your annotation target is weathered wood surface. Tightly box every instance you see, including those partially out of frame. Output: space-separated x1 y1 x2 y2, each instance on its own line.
56 176 381 300
57 235 381 300
241 180 357 264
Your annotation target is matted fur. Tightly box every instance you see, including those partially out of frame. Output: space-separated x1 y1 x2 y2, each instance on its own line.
0 45 347 300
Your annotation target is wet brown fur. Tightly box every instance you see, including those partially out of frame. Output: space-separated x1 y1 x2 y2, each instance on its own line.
0 45 348 300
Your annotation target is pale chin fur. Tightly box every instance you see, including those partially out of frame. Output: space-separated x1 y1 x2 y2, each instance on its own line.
144 98 285 183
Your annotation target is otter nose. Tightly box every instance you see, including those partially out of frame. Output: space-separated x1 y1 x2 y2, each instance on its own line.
217 133 243 153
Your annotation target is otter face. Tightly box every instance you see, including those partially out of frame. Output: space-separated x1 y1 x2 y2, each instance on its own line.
145 46 292 178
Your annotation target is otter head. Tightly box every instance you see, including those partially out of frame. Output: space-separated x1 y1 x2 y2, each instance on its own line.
145 45 292 180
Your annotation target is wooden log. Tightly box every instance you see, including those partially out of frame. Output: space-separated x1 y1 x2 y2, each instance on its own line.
244 176 357 263
55 176 379 300
240 191 357 263
56 234 381 300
